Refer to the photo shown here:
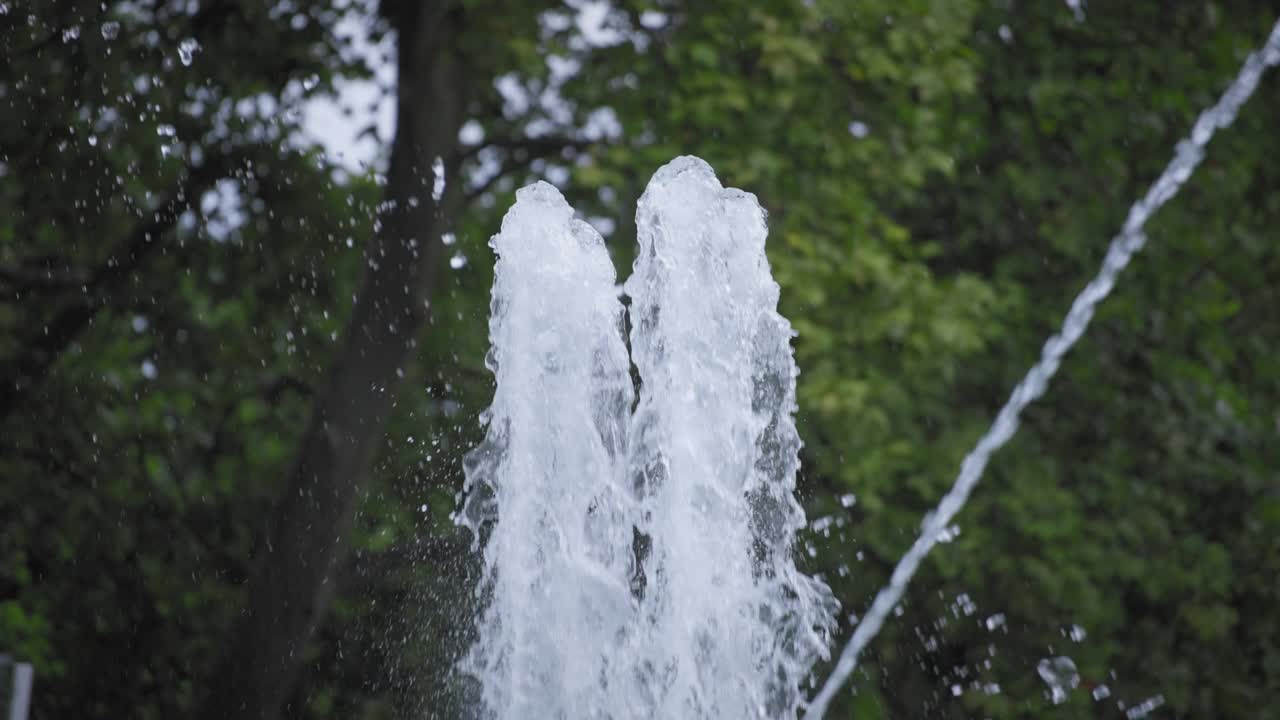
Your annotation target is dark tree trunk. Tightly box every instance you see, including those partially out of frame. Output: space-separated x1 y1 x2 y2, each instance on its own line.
197 3 467 718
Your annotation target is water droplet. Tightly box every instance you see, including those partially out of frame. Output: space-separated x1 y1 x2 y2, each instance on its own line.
1068 623 1087 641
1037 656 1079 705
141 359 158 380
1124 694 1165 719
419 503 430 513
87 135 98 147
984 613 1006 631
61 26 81 43
847 121 869 139
177 37 199 66
100 20 120 40
1091 684 1111 701
442 232 457 246
302 74 320 91
839 493 857 507
937 524 961 542
997 24 1013 43
449 252 468 269
432 156 446 201
131 315 149 333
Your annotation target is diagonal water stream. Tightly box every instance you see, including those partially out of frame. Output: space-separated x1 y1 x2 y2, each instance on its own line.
805 17 1280 717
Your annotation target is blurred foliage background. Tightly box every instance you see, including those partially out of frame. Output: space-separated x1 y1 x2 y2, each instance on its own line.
2 0 1279 718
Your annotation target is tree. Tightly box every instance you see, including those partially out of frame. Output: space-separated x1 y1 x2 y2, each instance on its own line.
4 1 1280 718
193 1 468 716
891 4 1280 716
446 1 1280 716
1 1 371 716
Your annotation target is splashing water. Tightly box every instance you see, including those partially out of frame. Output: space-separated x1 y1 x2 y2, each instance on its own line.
624 158 836 718
804 17 1280 717
457 19 1280 715
459 160 835 719
457 182 638 718
1037 656 1079 705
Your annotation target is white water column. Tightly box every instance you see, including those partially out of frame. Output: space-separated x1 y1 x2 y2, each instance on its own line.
456 182 638 719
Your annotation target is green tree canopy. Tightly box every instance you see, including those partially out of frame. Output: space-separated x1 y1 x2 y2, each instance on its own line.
2 1 1278 718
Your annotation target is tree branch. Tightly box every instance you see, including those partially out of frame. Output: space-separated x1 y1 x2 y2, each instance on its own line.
0 156 240 422
0 263 88 292
464 136 599 203
459 133 595 163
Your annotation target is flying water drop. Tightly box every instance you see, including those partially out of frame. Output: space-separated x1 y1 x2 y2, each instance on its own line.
1125 694 1165 719
432 156 445 201
1037 656 1079 705
177 38 199 66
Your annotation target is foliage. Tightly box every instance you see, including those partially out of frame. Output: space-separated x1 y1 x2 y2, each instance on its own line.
3 0 1279 718
0 0 375 716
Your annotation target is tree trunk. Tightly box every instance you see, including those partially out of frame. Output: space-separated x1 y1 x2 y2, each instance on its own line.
197 3 467 718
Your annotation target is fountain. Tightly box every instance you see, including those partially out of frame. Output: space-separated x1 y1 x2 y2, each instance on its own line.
456 181 639 719
457 17 1280 719
458 159 834 719
622 159 836 718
